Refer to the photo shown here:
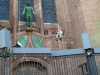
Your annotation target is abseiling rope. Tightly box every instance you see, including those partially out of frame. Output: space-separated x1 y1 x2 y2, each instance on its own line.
18 0 20 32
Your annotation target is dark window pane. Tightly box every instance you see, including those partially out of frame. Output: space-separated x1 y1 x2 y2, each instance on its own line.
0 0 9 20
42 0 57 23
18 0 35 21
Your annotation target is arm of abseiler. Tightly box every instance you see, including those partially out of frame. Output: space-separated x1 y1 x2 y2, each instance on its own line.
32 8 36 15
22 8 26 15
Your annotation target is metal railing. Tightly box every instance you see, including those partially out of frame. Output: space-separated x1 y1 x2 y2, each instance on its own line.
0 48 100 75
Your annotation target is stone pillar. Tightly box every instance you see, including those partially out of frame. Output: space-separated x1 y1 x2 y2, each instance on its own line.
10 0 17 46
55 0 73 49
55 0 86 48
34 0 44 35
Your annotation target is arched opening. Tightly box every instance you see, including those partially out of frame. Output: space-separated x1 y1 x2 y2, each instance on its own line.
12 57 50 75
16 61 47 75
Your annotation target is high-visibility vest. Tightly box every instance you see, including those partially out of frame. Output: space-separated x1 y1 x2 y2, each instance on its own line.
23 6 34 17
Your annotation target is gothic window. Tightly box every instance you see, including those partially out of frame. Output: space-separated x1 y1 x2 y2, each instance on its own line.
42 0 57 23
0 0 9 20
18 0 35 21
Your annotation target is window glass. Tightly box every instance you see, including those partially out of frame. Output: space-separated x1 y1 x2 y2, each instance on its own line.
42 0 57 23
0 0 9 20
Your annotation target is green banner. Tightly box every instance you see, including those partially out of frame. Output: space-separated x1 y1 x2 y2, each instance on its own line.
17 36 28 47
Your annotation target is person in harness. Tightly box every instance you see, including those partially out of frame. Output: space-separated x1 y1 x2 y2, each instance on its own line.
23 3 35 27
56 24 64 41
56 29 64 41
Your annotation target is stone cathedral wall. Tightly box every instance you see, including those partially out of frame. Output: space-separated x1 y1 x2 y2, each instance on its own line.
0 0 100 48
80 0 100 47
